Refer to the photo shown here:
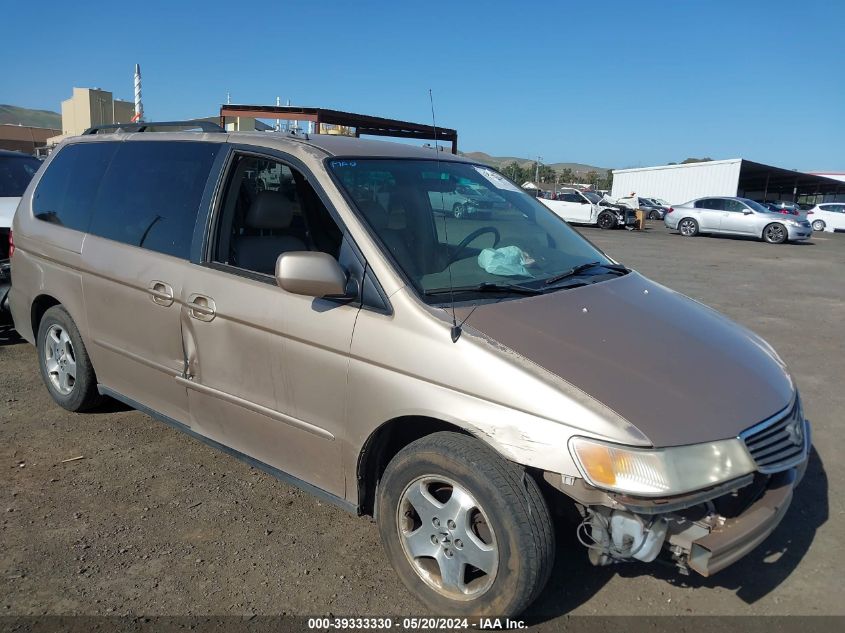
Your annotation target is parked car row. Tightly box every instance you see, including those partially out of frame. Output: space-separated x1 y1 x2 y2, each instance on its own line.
0 149 42 311
664 196 813 244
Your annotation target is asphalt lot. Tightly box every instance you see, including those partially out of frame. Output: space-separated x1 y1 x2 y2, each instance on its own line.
1 221 843 622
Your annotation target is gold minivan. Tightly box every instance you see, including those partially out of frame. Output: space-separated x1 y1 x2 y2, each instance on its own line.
10 123 810 617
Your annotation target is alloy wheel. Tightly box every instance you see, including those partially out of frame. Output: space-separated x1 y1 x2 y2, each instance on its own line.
812 220 825 231
44 324 77 395
679 219 697 236
397 475 498 601
765 224 786 243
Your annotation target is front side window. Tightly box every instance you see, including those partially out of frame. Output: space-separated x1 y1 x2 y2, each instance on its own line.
213 154 343 275
88 141 220 259
0 155 41 198
723 199 747 213
329 159 616 300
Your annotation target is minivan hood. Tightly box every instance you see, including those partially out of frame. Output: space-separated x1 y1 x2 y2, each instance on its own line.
459 272 794 447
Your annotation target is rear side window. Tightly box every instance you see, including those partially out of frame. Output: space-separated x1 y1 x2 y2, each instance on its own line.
33 142 119 231
89 141 220 259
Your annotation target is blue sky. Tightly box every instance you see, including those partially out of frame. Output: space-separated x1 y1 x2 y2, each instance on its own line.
2 0 842 171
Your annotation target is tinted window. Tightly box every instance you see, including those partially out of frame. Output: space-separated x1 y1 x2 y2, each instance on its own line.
695 198 723 210
89 141 220 259
33 142 119 231
723 199 746 212
0 155 41 198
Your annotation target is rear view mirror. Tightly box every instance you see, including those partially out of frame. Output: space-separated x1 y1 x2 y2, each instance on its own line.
275 252 348 298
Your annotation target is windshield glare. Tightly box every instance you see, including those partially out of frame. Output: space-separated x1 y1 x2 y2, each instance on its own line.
329 159 613 299
0 156 41 198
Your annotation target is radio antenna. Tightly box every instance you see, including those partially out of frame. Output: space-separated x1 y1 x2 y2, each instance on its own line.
429 89 460 343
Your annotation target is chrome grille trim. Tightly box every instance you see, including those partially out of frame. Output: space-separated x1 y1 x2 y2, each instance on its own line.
740 396 808 474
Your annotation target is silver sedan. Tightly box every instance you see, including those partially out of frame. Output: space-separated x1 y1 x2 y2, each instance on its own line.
665 196 812 244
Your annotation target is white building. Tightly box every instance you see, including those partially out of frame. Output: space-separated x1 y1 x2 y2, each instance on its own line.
612 159 845 205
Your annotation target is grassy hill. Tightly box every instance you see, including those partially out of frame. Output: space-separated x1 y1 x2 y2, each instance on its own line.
461 150 608 176
0 104 61 129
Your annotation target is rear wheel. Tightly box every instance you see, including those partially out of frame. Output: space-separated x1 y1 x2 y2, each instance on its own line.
36 306 102 411
678 217 699 237
377 432 554 617
452 203 465 219
597 211 616 230
812 219 825 231
763 222 788 244
648 210 658 220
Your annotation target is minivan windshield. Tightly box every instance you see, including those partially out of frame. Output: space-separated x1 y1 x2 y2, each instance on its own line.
329 159 618 300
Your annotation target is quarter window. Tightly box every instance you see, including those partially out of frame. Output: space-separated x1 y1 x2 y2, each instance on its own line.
33 142 119 231
88 141 220 259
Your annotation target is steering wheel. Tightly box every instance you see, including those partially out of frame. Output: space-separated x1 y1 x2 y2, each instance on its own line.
445 227 501 268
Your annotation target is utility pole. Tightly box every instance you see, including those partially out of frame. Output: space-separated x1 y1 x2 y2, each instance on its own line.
535 156 542 185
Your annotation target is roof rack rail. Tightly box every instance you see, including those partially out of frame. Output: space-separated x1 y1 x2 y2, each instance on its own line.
82 120 225 135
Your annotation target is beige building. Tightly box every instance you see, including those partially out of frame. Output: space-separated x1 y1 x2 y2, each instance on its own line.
47 87 135 144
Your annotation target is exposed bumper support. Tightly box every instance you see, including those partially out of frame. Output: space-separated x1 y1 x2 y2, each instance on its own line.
687 468 795 576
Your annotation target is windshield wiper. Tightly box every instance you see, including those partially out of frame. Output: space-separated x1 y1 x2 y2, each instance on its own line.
544 261 627 286
425 282 543 297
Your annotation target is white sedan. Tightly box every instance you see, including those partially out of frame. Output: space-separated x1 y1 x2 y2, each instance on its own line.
806 203 845 233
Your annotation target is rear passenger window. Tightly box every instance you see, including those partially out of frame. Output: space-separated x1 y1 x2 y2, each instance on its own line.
33 142 119 231
89 142 220 259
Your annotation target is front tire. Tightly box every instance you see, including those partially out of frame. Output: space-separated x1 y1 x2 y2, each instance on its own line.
812 219 825 232
648 210 658 220
452 203 465 219
597 211 616 230
36 306 102 412
763 222 788 244
678 217 699 237
377 432 554 618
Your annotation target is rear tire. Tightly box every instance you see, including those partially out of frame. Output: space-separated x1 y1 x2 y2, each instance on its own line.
377 432 555 618
453 203 465 219
648 210 658 220
36 306 102 412
597 211 616 230
763 222 788 244
678 217 699 237
812 220 825 231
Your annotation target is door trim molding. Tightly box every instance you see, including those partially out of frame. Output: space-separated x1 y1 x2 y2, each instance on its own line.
97 385 355 514
174 375 335 440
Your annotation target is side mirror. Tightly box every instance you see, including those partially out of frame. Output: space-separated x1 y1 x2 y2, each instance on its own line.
275 251 348 298
743 209 753 215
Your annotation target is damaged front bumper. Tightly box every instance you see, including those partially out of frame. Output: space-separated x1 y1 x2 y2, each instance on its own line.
546 437 809 577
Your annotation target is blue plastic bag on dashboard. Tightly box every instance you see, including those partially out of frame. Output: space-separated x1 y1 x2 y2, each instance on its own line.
477 246 534 277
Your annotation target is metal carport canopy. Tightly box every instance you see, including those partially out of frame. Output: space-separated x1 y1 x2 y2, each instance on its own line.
219 104 459 154
737 160 844 202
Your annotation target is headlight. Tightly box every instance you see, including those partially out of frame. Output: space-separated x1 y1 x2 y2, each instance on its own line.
568 436 756 497
785 219 800 226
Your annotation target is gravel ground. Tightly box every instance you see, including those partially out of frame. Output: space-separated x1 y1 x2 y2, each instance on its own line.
1 222 843 624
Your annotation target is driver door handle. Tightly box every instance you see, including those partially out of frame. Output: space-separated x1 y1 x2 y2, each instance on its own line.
148 281 174 306
186 294 216 322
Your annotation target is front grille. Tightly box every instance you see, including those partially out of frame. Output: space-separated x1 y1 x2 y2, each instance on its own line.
741 398 808 474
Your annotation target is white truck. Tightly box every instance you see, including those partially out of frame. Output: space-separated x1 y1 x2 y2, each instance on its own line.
539 188 633 229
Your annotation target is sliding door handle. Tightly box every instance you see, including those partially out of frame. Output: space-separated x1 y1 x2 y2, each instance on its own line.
186 294 216 322
148 281 174 306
